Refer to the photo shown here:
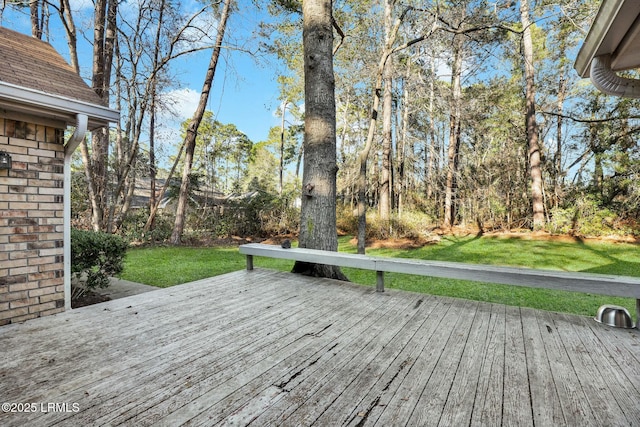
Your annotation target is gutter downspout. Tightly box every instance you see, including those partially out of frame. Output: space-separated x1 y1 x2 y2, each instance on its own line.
64 114 88 310
591 54 640 98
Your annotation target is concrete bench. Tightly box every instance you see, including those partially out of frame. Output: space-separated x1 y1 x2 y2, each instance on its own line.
239 243 640 319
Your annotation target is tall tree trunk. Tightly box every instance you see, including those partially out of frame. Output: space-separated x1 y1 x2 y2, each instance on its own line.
553 28 568 210
443 32 463 229
279 100 288 195
379 0 395 221
149 90 157 226
170 0 232 244
357 72 382 254
554 69 565 209
81 0 116 231
426 56 437 202
59 0 79 73
29 0 46 39
397 64 410 218
147 0 165 230
520 0 545 229
356 5 415 253
292 0 347 280
144 141 185 233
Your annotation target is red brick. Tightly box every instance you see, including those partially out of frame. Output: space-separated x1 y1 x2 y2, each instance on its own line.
28 256 56 266
10 138 37 149
3 243 28 252
9 234 37 243
29 271 56 281
0 274 26 286
38 248 63 257
9 202 38 210
8 281 38 292
29 286 56 297
28 148 56 158
4 259 27 269
27 241 55 250
10 297 39 309
10 313 38 323
38 278 63 288
3 193 26 202
10 250 38 260
28 195 56 203
0 290 28 302
29 301 57 313
40 307 64 317
9 266 38 276
1 119 68 325
0 307 29 321
0 210 27 217
40 292 64 303
40 263 63 273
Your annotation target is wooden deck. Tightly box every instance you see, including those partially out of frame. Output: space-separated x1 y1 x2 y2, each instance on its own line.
1 269 639 426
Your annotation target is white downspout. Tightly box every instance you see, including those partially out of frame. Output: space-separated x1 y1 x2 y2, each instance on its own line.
591 54 640 98
64 114 88 310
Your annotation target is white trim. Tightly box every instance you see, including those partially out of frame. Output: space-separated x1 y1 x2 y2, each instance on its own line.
574 0 640 78
0 81 119 126
64 114 88 311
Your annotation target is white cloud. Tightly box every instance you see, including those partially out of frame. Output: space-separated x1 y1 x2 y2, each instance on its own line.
150 88 201 159
158 87 200 122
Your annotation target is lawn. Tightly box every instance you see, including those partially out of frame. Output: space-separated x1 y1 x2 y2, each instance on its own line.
121 235 640 319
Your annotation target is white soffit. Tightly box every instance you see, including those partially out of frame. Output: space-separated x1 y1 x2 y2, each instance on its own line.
0 81 119 129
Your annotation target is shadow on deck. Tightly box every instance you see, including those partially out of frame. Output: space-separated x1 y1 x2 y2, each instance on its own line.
1 269 639 426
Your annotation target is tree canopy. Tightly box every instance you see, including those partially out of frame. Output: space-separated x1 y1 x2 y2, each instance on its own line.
5 0 640 242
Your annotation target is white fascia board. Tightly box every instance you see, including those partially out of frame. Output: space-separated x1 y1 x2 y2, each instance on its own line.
0 81 119 126
574 0 627 78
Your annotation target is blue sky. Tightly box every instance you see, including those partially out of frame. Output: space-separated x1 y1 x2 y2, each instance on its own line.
0 1 286 149
160 2 287 144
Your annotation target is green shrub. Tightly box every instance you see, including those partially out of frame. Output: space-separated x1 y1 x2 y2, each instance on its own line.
337 206 435 240
187 190 300 239
71 228 129 290
547 195 630 237
336 204 358 235
120 208 174 243
547 206 575 235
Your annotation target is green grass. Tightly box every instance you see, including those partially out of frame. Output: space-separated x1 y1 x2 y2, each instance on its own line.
121 235 640 319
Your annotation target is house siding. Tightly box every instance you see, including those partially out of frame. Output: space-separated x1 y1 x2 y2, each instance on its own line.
0 117 65 325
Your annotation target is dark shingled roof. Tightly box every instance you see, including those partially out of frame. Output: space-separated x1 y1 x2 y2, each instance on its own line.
0 26 107 107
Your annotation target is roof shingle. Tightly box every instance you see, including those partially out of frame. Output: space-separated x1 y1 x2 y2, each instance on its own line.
0 26 107 107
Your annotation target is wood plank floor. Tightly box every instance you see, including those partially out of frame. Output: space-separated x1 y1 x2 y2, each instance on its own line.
1 268 639 426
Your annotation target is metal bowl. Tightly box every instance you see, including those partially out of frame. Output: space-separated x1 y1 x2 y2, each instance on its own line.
594 304 636 329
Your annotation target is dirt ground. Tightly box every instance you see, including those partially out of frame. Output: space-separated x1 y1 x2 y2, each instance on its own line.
261 227 640 250
72 291 111 308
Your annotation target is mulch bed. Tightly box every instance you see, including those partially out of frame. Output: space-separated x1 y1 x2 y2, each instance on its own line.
71 290 111 308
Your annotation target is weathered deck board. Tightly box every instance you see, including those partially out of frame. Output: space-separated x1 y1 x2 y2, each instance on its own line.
0 268 639 427
470 303 506 426
521 307 565 426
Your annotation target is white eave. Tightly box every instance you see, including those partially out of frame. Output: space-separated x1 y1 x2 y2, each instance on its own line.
575 0 640 78
0 80 119 130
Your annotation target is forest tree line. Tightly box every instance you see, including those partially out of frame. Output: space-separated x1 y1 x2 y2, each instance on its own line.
4 0 640 242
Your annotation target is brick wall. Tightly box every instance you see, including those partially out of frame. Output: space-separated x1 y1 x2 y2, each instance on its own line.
0 118 65 325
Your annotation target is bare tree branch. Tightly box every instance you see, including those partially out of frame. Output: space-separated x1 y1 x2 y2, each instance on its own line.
541 110 640 124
